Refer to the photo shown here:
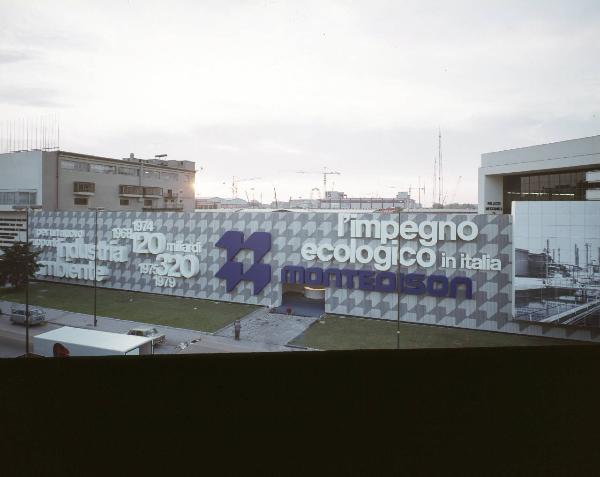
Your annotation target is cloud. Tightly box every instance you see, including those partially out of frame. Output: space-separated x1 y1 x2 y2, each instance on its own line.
210 144 241 153
0 49 36 64
1 0 599 205
0 87 67 108
257 140 302 156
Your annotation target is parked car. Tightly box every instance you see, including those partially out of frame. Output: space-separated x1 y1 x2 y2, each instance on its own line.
127 326 166 346
9 306 47 326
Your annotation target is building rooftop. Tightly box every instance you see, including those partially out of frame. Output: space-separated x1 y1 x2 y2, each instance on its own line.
192 207 476 214
481 135 600 169
58 150 196 172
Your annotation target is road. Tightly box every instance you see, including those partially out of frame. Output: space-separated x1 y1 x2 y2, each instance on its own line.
0 313 63 357
0 334 25 358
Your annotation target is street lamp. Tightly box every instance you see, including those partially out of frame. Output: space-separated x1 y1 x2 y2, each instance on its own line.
397 209 401 350
89 207 104 327
12 204 42 356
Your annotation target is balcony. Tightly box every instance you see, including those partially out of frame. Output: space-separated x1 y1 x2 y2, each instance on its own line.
73 182 95 196
143 187 163 198
164 191 179 200
119 185 143 197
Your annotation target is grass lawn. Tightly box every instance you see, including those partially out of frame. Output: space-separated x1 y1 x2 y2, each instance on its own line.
0 281 258 333
291 314 584 350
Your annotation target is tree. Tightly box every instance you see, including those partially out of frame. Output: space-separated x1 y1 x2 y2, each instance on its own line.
0 242 41 289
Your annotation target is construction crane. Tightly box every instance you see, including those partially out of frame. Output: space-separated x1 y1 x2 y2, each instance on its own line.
231 176 261 199
408 177 426 208
296 167 340 194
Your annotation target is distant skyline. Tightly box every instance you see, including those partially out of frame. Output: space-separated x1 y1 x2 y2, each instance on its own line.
1 0 599 205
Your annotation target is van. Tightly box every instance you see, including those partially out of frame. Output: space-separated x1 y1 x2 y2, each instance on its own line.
9 306 47 326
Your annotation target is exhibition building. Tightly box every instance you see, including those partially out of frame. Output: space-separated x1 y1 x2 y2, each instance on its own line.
479 135 600 334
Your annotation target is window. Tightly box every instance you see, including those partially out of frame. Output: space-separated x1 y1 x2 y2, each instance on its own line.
0 191 36 205
61 160 90 172
73 182 95 193
502 168 596 213
144 199 153 207
143 187 163 196
74 197 88 206
90 163 115 174
118 166 139 176
120 199 130 206
119 185 143 195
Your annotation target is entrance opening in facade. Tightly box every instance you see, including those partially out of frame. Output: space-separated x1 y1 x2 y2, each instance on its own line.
273 283 325 317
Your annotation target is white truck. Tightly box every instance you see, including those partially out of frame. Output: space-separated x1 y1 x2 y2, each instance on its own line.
33 326 155 357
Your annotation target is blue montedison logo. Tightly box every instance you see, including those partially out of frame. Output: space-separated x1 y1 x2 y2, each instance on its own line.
215 231 272 295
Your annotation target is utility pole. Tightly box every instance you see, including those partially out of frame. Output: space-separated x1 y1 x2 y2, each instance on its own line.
410 177 425 208
12 204 42 355
397 209 401 350
90 207 104 327
94 209 98 327
438 127 443 205
24 207 30 354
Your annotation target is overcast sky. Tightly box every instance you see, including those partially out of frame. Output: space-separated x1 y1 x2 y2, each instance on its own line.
1 0 599 205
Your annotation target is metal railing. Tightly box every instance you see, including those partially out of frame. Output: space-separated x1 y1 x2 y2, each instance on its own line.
143 187 163 197
73 182 95 193
516 298 600 323
119 185 143 196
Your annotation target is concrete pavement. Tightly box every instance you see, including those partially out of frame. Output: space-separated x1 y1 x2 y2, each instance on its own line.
215 308 320 346
0 300 313 356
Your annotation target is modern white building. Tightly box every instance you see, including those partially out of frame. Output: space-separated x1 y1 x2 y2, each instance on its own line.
478 134 600 214
479 135 600 330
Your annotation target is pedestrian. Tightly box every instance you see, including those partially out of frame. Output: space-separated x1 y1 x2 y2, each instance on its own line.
234 319 241 341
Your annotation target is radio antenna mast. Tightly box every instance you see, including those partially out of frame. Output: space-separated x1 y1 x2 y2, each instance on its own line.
438 127 443 205
432 154 437 207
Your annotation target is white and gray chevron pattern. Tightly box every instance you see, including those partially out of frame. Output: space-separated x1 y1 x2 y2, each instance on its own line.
29 210 600 342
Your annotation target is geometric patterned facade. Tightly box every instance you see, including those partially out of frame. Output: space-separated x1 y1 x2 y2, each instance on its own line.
29 210 600 342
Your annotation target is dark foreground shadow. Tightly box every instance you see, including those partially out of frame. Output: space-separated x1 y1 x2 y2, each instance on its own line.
2 345 600 475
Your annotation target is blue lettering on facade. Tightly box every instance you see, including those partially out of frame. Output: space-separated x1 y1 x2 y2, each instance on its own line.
281 265 473 299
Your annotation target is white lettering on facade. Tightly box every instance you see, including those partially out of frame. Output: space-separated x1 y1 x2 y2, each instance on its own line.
309 214 485 270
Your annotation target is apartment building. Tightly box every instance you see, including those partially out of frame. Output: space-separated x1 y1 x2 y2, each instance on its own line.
0 150 196 248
